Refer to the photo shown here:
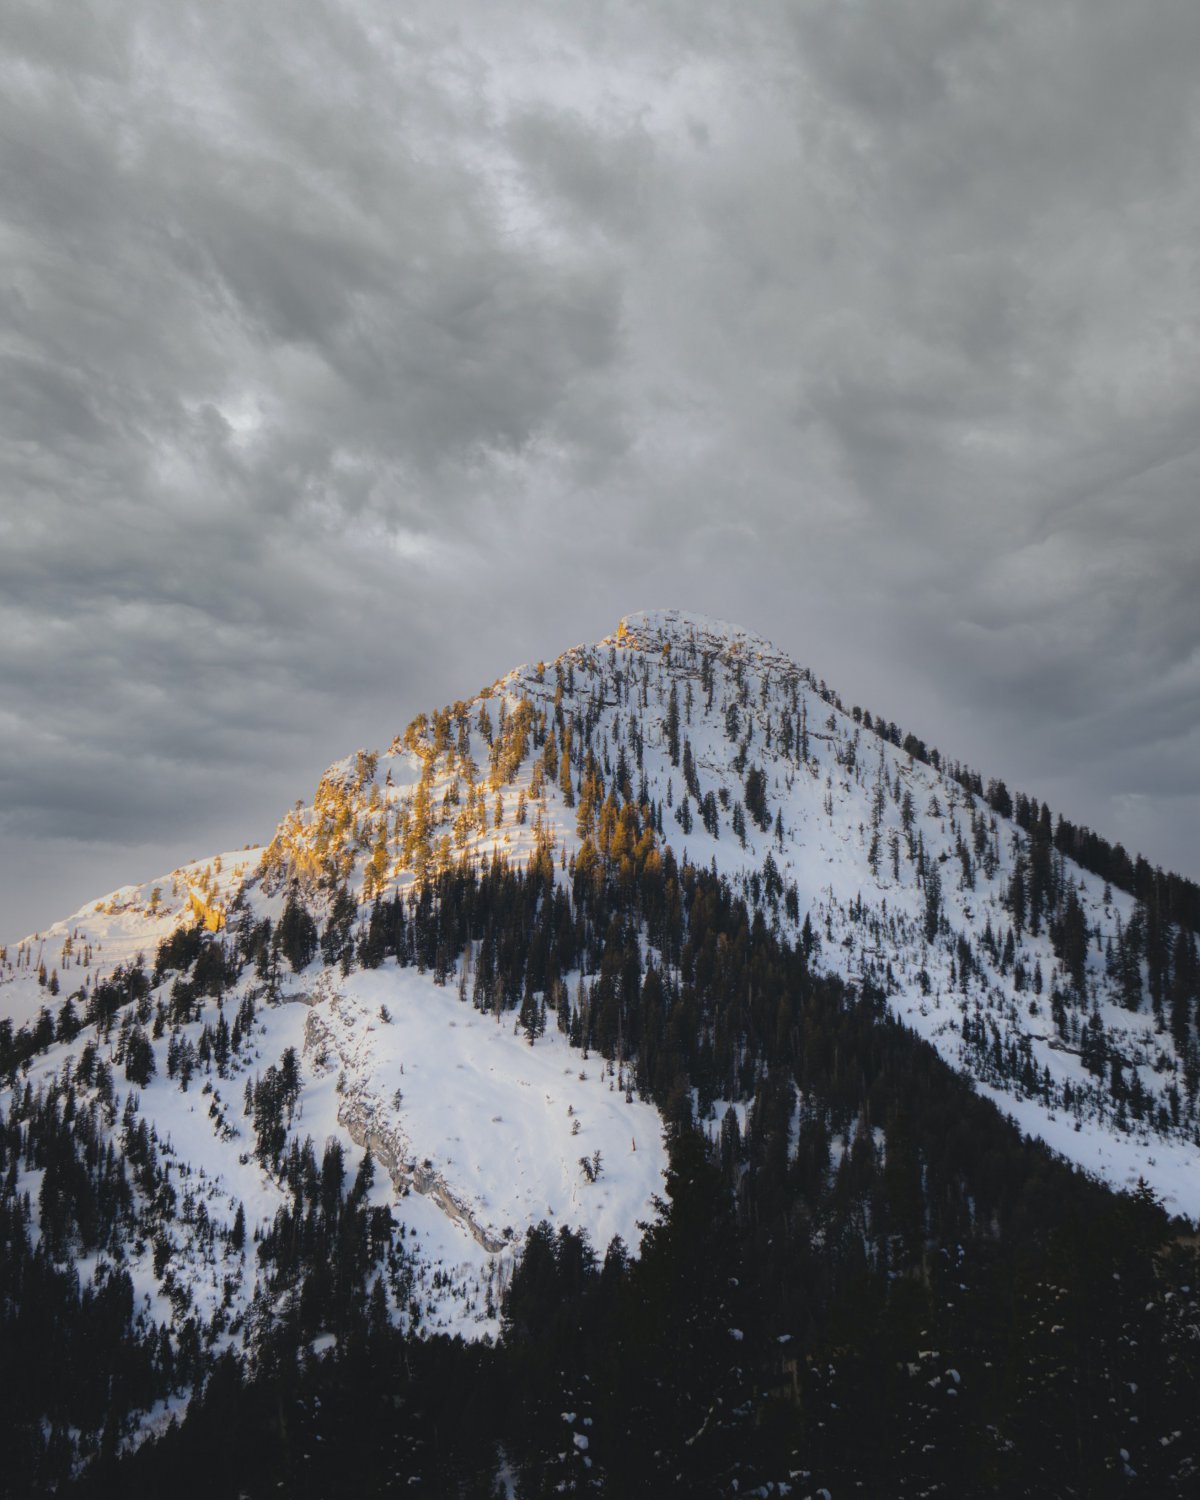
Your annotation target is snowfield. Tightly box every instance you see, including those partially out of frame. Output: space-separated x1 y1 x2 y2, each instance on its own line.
3 953 668 1346
306 965 666 1256
293 964 667 1334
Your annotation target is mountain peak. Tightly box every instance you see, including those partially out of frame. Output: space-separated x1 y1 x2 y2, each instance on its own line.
602 609 792 665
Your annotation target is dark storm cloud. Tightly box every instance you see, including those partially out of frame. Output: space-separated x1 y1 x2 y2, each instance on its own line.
3 0 1199 937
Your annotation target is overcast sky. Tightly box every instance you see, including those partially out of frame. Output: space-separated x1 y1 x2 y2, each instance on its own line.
3 0 1199 942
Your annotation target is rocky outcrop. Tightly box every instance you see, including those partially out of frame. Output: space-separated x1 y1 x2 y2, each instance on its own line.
302 1006 506 1254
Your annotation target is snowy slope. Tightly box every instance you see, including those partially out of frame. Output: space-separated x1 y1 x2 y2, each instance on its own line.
0 851 259 1029
4 939 667 1347
299 966 667 1334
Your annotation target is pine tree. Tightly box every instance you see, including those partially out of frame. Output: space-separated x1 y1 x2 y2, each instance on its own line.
278 886 318 972
924 866 942 944
559 725 575 807
124 1026 156 1087
744 766 769 830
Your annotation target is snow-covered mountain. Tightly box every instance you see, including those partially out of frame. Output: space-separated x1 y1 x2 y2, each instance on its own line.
249 607 1200 1217
3 609 1198 1454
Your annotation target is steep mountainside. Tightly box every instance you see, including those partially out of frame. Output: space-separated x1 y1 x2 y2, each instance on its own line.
3 610 1199 1493
247 608 1200 1211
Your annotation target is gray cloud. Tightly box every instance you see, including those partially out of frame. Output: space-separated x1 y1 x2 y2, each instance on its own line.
3 0 1199 939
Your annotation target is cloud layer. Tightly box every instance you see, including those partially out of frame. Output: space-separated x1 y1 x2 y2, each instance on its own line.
3 0 1199 937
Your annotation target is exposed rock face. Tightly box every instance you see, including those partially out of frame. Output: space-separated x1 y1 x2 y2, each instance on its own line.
303 1003 507 1254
